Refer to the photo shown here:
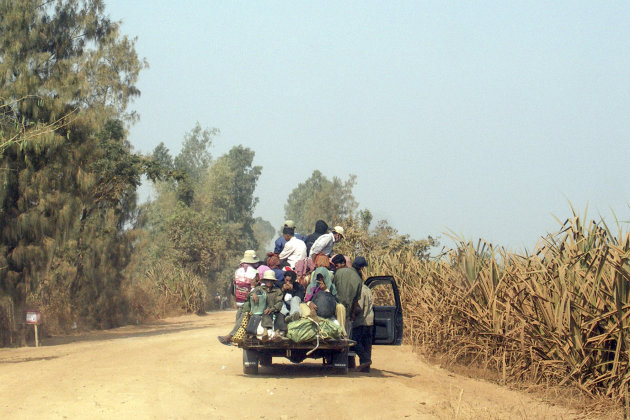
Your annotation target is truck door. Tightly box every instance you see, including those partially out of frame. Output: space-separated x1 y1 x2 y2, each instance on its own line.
365 276 403 345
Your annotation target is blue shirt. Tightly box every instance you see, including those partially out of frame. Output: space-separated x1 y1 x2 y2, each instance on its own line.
274 234 307 254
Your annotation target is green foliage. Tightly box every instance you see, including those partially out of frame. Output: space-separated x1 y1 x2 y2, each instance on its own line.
139 129 263 311
167 202 229 277
252 217 275 257
0 0 148 337
337 213 438 260
174 123 216 183
284 170 358 234
197 145 261 223
171 123 218 205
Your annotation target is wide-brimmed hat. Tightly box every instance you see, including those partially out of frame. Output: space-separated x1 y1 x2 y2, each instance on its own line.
262 270 277 281
332 226 345 238
240 250 258 264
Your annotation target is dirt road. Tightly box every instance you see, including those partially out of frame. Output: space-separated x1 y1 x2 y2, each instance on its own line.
0 310 583 419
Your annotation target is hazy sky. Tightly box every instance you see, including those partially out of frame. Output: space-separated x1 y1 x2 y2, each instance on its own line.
106 1 630 251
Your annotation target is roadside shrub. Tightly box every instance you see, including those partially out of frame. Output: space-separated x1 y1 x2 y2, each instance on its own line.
127 262 206 319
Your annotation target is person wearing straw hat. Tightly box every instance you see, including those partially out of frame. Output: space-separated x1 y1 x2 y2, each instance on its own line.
309 225 345 257
259 269 287 342
217 250 259 345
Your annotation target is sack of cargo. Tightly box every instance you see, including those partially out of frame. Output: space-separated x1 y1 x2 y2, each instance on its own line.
311 290 336 318
287 318 318 343
231 312 251 344
317 318 344 340
246 314 263 335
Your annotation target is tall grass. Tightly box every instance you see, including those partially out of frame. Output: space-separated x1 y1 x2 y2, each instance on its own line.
126 262 207 322
366 212 630 403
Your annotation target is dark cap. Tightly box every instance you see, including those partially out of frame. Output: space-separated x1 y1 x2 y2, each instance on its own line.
353 256 368 268
331 254 346 265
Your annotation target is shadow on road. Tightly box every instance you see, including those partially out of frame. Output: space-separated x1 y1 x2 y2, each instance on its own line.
40 318 212 348
247 362 416 379
0 355 61 364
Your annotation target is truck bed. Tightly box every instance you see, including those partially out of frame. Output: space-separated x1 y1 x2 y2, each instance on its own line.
238 336 354 350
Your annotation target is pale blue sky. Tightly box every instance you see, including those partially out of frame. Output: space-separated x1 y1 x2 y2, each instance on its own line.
107 1 630 251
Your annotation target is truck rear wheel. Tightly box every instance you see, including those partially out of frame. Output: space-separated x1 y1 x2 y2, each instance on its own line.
243 349 259 375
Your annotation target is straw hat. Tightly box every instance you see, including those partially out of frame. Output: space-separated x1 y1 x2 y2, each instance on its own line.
240 250 258 264
333 226 345 238
262 270 277 281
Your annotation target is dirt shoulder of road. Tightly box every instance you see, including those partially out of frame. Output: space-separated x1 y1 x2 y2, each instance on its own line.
0 311 618 419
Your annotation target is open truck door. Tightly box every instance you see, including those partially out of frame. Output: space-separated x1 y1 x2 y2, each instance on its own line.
366 276 403 345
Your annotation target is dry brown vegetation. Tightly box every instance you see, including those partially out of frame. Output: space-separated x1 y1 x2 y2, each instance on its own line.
365 210 630 408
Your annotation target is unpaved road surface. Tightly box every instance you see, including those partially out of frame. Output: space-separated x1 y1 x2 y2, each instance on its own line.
0 310 584 419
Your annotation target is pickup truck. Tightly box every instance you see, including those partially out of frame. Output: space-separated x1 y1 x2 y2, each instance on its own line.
238 275 403 374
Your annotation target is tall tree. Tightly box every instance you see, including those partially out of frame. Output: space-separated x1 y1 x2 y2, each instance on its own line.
173 123 216 184
172 123 217 205
252 217 275 257
0 0 146 335
199 145 261 224
142 137 264 307
284 170 358 233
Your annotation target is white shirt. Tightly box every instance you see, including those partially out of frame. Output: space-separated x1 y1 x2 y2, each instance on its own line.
278 236 307 268
309 232 335 256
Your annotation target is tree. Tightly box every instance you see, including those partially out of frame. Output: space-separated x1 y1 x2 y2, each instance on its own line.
199 146 261 224
172 123 218 205
337 213 438 260
173 123 216 183
284 170 358 233
141 139 264 309
0 0 146 336
252 217 275 257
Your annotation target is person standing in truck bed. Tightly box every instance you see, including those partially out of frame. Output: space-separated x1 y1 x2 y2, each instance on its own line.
332 256 366 337
217 250 259 345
